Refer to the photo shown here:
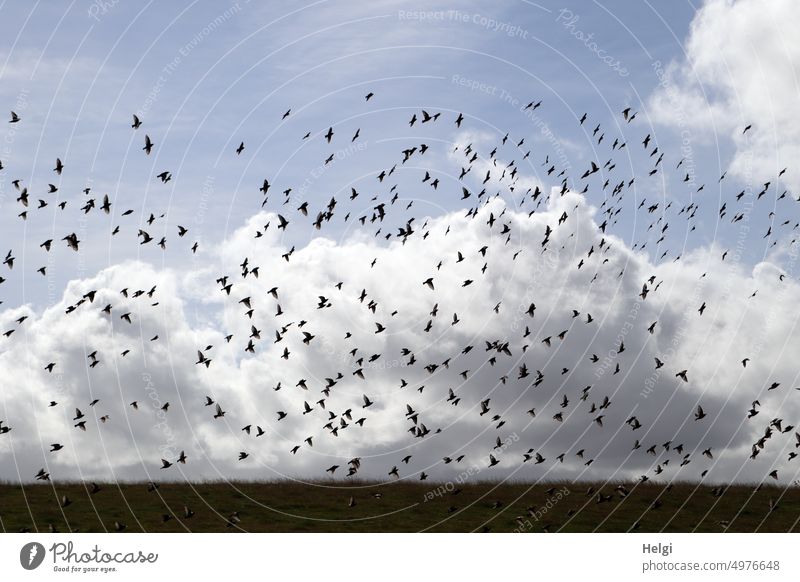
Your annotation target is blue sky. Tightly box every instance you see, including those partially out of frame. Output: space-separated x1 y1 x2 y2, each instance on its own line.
0 0 752 310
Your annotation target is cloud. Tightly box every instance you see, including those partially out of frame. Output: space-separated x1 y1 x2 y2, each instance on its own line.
2 183 799 486
648 0 800 190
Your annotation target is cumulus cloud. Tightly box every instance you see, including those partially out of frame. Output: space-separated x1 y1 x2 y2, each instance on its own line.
2 184 799 486
648 0 800 189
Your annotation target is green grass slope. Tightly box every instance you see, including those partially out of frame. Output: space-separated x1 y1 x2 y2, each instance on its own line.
0 480 797 533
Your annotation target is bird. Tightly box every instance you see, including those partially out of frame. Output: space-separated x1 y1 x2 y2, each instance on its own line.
196 350 212 368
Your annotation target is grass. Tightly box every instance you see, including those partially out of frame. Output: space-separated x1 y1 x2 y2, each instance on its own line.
0 479 798 533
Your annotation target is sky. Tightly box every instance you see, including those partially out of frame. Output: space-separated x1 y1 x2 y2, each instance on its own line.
1 0 800 488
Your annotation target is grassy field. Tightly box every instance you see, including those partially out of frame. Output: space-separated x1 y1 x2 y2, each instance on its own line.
0 480 798 533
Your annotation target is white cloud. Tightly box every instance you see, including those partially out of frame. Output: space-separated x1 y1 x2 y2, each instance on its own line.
649 0 800 189
1 185 799 486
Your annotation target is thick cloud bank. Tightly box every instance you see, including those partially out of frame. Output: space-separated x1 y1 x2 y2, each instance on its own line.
2 187 799 486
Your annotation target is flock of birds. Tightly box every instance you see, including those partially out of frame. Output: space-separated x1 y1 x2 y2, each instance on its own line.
0 91 798 492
